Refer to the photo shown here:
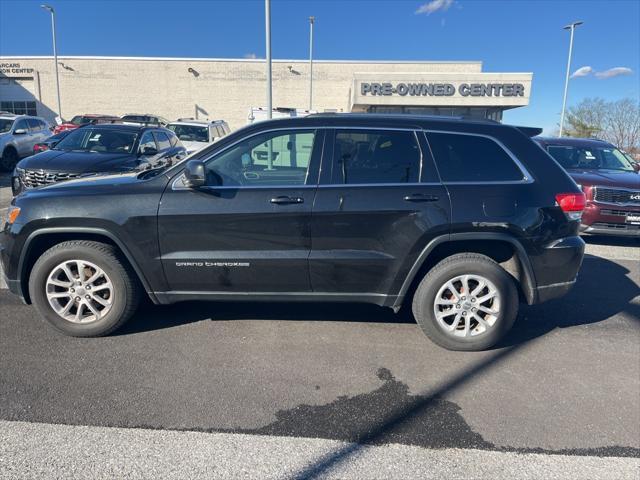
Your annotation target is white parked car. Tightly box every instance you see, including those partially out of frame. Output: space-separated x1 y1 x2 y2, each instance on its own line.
247 107 317 124
0 113 52 171
166 118 230 154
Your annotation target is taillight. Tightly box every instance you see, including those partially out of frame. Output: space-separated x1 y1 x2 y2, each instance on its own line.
33 144 49 153
555 192 586 220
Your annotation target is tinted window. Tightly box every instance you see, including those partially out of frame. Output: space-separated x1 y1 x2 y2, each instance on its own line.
427 132 524 182
547 145 634 172
168 124 209 142
168 131 179 147
203 130 315 186
54 127 138 153
139 131 156 153
0 119 14 134
333 130 420 184
14 119 29 131
154 131 171 150
27 119 42 132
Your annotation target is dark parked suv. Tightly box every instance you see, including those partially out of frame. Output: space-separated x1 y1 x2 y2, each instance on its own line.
11 124 187 196
1 114 586 351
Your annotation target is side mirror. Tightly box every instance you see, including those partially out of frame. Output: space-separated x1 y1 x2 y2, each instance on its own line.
633 162 640 173
14 128 27 135
141 146 158 156
183 160 206 188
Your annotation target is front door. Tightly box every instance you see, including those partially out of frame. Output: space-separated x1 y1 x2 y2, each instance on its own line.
158 128 323 294
310 128 450 298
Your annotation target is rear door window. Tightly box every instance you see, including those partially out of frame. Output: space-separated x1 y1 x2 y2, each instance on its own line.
332 129 421 184
27 119 42 132
426 132 525 182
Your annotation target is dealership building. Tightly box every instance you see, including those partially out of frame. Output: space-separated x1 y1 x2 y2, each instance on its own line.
0 56 532 130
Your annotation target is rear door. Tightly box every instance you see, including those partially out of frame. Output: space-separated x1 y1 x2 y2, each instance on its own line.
309 128 450 298
157 128 323 293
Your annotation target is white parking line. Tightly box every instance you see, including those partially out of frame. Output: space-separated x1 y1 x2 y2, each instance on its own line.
0 420 636 480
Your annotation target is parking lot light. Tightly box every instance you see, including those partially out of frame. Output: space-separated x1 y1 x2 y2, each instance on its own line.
559 20 584 138
41 4 62 119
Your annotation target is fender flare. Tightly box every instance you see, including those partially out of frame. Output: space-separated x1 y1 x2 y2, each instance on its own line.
393 232 538 309
18 227 158 304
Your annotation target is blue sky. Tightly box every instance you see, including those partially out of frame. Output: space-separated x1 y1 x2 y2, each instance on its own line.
1 0 638 131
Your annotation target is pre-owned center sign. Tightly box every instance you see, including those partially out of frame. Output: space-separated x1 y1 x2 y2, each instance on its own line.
360 82 525 97
0 63 35 75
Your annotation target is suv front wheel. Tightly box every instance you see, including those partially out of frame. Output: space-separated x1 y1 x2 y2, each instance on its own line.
29 240 140 337
412 253 518 351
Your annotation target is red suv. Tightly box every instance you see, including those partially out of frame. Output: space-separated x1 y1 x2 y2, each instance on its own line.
535 137 640 237
53 114 120 135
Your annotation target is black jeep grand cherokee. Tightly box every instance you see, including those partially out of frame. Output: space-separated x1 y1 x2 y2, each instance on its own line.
1 114 585 351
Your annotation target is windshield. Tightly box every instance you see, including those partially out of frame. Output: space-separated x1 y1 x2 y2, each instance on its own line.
547 145 635 172
167 124 209 143
69 115 90 126
0 119 15 133
54 127 138 153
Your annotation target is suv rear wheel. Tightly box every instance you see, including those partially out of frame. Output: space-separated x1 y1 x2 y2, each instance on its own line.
29 241 140 337
412 253 518 351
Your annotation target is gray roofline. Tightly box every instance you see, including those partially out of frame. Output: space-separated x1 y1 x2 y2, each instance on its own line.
0 55 483 65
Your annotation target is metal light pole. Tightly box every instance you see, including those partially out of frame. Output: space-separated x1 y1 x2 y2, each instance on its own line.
265 0 272 120
264 0 273 169
41 4 62 119
308 16 315 111
559 20 583 137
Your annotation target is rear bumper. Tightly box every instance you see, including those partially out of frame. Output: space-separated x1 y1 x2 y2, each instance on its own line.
530 235 585 304
535 280 576 303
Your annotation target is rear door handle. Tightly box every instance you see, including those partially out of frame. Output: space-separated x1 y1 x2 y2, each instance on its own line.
403 193 439 202
270 196 304 205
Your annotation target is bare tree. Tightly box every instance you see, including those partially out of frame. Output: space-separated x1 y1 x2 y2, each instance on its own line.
605 98 640 153
565 97 608 138
564 97 640 152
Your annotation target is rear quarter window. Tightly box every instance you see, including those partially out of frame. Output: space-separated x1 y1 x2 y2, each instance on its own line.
426 132 525 182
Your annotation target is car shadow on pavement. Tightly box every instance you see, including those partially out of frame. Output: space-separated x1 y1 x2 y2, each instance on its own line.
498 254 639 347
583 234 640 248
118 255 639 343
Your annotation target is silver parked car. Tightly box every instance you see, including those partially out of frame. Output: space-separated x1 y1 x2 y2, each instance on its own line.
0 113 52 171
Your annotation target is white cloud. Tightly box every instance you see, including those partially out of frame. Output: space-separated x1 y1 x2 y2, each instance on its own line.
595 67 633 79
570 66 593 78
244 53 257 59
416 0 454 15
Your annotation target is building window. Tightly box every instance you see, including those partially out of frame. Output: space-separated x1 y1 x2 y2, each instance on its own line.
1 101 37 116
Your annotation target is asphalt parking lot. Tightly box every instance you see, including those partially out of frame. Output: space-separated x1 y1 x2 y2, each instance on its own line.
0 172 639 478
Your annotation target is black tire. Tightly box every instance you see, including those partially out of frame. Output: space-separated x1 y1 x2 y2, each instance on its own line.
28 240 141 337
0 147 19 172
412 253 518 351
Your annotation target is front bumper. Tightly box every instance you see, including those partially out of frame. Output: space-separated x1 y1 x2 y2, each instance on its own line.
10 172 24 196
0 226 26 302
581 201 640 237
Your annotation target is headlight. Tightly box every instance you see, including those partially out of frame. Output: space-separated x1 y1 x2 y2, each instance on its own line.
14 167 25 177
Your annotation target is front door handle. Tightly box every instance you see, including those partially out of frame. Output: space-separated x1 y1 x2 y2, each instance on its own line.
270 196 304 205
403 193 439 202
